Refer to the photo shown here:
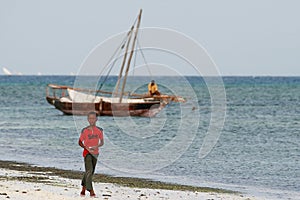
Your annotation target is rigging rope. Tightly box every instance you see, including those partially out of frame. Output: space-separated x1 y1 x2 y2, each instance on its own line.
97 11 146 97
98 14 140 92
137 38 152 78
97 38 127 89
96 29 132 93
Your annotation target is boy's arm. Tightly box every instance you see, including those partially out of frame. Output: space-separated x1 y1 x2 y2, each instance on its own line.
78 139 88 150
98 138 104 147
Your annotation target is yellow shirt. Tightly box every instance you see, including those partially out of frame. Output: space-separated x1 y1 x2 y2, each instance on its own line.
148 82 158 95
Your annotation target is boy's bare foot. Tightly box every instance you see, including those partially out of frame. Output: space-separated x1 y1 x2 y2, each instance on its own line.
90 190 96 197
80 186 86 196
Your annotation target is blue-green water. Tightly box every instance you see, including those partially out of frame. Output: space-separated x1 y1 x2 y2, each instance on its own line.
0 75 299 199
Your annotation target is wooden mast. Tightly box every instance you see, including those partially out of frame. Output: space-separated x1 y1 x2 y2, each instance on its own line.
115 26 134 94
119 9 142 103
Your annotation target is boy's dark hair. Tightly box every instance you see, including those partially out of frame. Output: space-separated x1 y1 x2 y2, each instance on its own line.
87 111 97 117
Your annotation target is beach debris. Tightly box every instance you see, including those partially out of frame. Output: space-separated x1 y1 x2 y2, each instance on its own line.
138 193 147 199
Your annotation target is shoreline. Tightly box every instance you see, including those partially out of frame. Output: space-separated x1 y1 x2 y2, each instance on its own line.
0 160 258 200
0 160 234 193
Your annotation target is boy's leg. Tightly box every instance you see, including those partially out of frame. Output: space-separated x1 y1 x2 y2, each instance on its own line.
81 172 86 188
84 154 95 191
89 155 98 196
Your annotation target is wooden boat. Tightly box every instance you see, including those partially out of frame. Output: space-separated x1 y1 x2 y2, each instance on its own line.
46 9 185 117
46 83 184 117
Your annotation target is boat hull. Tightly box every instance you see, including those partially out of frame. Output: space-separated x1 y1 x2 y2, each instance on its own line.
46 96 55 105
53 99 165 117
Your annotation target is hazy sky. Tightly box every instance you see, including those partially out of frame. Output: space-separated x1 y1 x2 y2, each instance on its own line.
1 0 299 76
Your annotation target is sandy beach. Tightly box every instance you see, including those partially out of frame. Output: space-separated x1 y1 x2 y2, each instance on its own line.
0 161 260 200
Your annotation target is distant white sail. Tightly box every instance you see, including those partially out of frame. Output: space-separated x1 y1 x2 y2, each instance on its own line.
2 67 12 75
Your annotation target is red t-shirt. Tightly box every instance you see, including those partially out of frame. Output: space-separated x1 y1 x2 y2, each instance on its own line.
79 126 103 157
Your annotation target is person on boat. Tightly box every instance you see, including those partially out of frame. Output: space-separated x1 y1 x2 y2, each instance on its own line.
148 80 161 96
78 111 104 197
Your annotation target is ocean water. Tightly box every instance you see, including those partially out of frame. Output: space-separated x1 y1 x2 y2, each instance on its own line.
0 75 299 199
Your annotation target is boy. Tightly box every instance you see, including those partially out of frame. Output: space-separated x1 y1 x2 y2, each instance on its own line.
78 111 104 197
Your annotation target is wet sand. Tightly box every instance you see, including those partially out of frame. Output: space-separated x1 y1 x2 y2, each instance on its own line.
0 160 258 200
